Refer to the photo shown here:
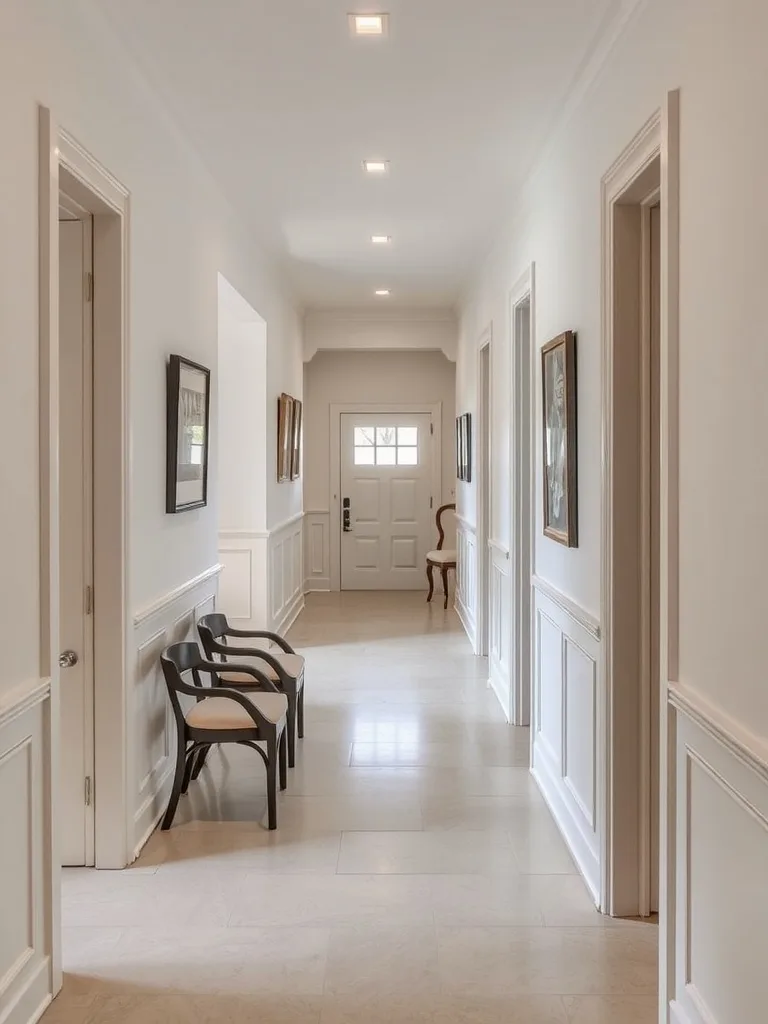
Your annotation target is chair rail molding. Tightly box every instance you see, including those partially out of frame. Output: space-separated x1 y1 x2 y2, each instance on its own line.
532 575 601 641
133 564 223 626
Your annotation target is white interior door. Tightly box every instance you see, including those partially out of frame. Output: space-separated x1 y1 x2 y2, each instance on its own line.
59 213 95 866
340 413 433 590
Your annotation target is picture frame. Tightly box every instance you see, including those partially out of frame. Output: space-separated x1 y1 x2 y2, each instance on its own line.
455 413 472 482
166 354 211 514
277 392 294 482
290 398 302 480
541 330 577 546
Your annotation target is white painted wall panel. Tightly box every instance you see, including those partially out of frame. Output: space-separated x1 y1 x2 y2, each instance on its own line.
563 639 596 828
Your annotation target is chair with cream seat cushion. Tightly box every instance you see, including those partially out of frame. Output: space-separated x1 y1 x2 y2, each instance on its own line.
198 613 305 768
160 642 288 831
426 503 457 610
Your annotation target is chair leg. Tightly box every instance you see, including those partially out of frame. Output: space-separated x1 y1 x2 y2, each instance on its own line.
162 736 187 831
426 563 435 602
297 684 305 740
181 748 198 794
266 733 278 830
441 566 450 610
191 744 211 782
286 695 297 769
279 729 288 791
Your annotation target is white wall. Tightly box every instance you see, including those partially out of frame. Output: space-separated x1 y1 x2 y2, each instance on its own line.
0 2 302 1019
457 1 768 1020
303 349 456 591
304 308 457 362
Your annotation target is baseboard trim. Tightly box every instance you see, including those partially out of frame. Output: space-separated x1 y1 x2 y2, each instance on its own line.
133 564 222 627
132 760 175 862
304 578 331 594
488 665 511 722
532 739 600 904
275 592 305 636
455 594 477 653
0 956 50 1024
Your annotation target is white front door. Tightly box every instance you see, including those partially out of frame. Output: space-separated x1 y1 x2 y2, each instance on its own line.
58 214 95 866
340 413 433 590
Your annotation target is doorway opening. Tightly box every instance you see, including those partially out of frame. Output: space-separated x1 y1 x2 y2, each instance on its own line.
509 268 534 728
476 334 492 657
601 111 666 919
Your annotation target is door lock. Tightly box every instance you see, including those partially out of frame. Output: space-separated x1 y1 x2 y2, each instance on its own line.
59 650 79 668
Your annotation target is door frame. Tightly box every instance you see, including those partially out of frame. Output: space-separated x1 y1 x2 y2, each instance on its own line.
39 109 131 991
599 86 680 944
57 209 97 866
509 264 535 728
475 324 492 658
329 402 442 592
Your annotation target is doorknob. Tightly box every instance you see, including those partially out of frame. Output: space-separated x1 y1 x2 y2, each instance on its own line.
59 650 78 668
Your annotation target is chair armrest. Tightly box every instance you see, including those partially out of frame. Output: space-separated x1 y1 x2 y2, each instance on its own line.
225 627 295 654
214 648 293 683
199 660 280 693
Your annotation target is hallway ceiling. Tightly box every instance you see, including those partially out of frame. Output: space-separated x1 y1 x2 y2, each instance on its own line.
100 0 618 310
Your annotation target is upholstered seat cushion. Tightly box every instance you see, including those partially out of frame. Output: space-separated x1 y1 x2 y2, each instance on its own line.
426 549 457 564
185 692 288 731
220 652 305 685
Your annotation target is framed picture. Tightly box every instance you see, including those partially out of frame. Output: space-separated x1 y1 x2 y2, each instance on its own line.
541 331 577 546
166 354 211 513
290 398 302 480
455 413 473 482
277 393 294 482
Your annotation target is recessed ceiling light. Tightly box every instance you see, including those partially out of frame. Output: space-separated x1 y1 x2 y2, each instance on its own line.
363 160 389 174
349 13 389 37
375 289 391 296
371 235 391 244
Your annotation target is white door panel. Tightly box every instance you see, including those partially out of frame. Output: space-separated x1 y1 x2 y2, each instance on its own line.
59 216 95 866
341 413 432 590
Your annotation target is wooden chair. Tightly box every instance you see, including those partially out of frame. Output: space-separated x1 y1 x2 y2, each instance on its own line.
426 503 457 610
160 642 288 831
197 613 305 768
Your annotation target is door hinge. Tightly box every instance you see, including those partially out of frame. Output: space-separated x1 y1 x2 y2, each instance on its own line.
85 776 92 807
85 585 93 615
85 272 93 303
430 496 433 509
430 422 434 435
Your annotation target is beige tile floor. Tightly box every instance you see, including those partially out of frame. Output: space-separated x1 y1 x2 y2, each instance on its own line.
47 592 658 1023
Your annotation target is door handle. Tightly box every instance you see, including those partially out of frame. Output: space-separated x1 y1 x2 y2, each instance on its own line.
343 497 352 532
59 650 79 668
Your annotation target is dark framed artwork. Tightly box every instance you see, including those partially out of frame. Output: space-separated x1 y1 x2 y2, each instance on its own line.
166 354 211 513
290 398 303 480
455 413 472 482
541 331 577 546
277 393 294 482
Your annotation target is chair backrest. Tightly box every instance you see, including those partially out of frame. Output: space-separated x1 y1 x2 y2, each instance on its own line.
435 503 456 551
160 642 206 720
197 613 230 662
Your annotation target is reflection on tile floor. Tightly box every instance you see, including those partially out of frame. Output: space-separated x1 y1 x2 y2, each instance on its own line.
48 592 657 1023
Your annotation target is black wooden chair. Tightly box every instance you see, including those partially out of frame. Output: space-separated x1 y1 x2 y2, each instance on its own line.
160 642 288 831
197 613 305 768
426 503 457 610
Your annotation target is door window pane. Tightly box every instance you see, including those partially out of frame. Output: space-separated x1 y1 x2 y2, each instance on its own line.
397 427 418 446
354 427 375 446
397 446 418 465
354 446 375 465
376 426 396 447
376 446 396 465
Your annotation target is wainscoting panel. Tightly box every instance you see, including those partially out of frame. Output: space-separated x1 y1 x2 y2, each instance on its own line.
668 686 768 1024
532 579 601 901
456 518 477 651
131 568 219 858
268 514 304 634
304 511 331 592
0 681 51 1024
488 545 511 720
219 532 269 630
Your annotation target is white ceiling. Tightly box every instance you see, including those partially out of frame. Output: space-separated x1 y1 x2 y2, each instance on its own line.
100 0 619 310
